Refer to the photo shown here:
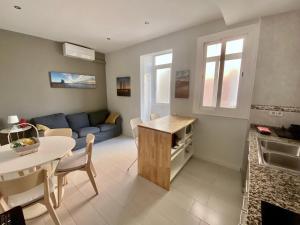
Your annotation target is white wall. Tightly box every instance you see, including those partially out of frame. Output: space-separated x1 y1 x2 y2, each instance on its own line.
250 10 300 127
106 19 258 170
253 11 300 106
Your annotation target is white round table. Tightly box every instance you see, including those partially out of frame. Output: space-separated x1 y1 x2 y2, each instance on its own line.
0 136 76 219
0 136 75 175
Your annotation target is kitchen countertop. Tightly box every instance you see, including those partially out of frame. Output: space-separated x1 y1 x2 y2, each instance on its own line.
138 115 196 134
247 129 300 224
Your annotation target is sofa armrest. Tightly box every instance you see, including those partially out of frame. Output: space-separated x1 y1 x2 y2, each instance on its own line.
115 116 122 127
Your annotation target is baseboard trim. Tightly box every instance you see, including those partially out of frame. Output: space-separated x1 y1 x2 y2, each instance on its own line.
193 154 240 171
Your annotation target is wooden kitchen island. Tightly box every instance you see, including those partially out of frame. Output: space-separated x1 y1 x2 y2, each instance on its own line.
138 115 196 190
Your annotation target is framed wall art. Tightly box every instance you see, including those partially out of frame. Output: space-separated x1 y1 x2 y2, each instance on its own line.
49 71 96 89
117 76 131 96
175 70 190 98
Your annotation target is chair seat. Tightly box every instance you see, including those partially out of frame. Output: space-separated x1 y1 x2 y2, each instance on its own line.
56 152 87 172
8 180 55 208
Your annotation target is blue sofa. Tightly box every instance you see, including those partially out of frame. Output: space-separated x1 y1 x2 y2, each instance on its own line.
31 110 122 150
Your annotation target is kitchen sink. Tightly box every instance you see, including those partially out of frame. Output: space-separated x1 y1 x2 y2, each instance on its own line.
259 139 300 156
258 138 300 173
263 152 300 172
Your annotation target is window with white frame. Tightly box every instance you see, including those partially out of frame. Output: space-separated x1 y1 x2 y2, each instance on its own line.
154 53 172 104
193 25 260 119
202 37 244 108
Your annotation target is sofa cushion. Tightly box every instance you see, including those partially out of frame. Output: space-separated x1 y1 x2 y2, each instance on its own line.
32 113 69 129
72 131 79 139
66 113 90 130
97 124 118 132
76 127 100 138
88 110 109 126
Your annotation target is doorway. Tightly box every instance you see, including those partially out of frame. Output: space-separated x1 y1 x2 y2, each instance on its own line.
140 50 172 121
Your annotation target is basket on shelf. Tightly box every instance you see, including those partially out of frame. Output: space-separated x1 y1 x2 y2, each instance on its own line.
8 123 40 156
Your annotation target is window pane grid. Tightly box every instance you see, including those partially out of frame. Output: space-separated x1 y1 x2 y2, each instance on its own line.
205 56 221 62
202 38 244 109
225 39 244 55
206 43 221 58
224 53 243 60
220 59 242 108
156 68 171 104
155 53 172 66
203 61 217 107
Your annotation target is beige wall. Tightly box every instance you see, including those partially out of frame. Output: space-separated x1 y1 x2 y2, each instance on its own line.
0 29 107 128
250 10 300 126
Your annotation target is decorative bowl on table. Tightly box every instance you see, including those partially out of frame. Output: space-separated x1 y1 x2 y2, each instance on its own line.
9 123 40 156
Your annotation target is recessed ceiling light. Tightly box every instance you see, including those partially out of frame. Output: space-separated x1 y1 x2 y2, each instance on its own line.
106 37 111 41
14 5 22 10
145 21 150 25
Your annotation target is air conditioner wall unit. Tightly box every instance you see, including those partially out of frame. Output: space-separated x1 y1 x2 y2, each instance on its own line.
63 43 95 61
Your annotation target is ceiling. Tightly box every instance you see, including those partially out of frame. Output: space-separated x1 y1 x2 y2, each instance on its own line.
213 0 300 25
0 0 300 53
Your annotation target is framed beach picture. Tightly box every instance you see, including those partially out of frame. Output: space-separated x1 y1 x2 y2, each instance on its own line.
49 71 96 89
175 70 190 98
117 76 131 96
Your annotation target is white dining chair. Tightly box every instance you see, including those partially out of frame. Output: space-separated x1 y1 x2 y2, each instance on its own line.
45 128 97 192
150 113 160 120
0 169 61 225
127 117 143 171
44 128 72 138
44 128 75 186
55 134 98 207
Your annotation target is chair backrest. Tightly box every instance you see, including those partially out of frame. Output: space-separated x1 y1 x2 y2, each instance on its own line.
150 113 160 120
0 169 48 197
130 118 142 146
86 134 95 164
44 128 72 137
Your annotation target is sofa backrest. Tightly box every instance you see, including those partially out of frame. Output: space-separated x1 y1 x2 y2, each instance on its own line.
31 113 70 129
88 110 109 126
66 112 90 130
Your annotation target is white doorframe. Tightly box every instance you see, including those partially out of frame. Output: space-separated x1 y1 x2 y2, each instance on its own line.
140 50 173 121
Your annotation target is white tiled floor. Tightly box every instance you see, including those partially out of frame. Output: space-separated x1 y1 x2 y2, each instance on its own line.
27 136 242 225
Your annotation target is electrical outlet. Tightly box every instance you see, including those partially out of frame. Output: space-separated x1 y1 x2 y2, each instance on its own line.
275 111 284 117
269 111 284 117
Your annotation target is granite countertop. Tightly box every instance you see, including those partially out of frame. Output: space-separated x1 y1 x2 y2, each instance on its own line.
247 129 300 225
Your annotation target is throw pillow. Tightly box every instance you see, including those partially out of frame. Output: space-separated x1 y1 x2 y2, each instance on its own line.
105 112 120 124
36 124 50 131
